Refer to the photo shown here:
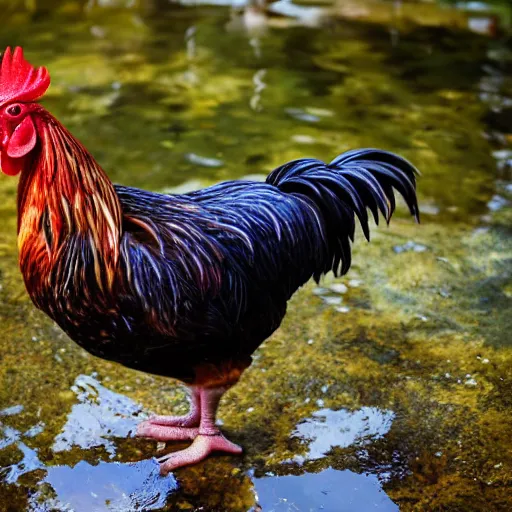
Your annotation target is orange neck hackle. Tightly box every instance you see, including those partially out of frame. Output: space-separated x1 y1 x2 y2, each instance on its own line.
17 111 122 296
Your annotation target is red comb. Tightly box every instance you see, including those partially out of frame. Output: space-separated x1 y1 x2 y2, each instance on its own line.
0 47 50 108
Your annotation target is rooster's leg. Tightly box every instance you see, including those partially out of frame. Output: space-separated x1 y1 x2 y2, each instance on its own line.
158 386 242 474
147 387 201 426
136 387 200 440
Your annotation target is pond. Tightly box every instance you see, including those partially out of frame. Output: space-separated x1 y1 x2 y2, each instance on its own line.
0 0 511 510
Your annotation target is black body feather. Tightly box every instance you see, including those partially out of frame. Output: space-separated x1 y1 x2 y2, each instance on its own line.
45 149 419 381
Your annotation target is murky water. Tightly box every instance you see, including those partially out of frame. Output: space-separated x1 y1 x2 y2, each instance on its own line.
1 0 511 510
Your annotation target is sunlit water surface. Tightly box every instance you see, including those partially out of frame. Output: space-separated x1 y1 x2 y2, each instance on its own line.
0 0 511 510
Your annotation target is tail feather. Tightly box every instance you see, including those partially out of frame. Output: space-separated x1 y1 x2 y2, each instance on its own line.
332 148 420 220
266 148 419 278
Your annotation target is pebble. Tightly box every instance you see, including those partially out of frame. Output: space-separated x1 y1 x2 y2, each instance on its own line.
185 153 224 168
291 134 316 144
393 241 428 254
322 296 342 306
329 283 348 294
285 108 320 123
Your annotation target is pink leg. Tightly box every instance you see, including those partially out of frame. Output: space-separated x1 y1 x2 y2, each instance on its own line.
159 386 242 474
136 387 200 440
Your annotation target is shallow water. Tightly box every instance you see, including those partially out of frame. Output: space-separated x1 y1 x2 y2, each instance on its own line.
0 0 511 510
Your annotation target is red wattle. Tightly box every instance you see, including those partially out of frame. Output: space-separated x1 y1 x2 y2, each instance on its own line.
0 151 22 176
7 115 37 158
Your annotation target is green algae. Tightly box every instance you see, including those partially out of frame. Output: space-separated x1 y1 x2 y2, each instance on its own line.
1 0 512 510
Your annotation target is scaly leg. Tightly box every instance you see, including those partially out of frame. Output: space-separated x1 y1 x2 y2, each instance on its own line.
158 386 242 474
136 387 200 441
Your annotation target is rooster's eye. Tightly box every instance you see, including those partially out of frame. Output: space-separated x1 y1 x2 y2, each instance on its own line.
7 105 22 117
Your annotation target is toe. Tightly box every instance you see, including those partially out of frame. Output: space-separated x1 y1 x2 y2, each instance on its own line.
159 436 211 474
136 422 198 441
158 434 243 474
148 413 200 428
209 435 243 454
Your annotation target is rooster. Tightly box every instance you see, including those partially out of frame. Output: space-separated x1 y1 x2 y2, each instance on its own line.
0 48 419 474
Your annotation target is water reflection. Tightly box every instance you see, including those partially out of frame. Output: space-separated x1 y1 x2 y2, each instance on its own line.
3 442 43 485
0 424 20 451
291 407 395 462
255 468 398 512
53 375 143 456
0 376 173 510
31 459 177 512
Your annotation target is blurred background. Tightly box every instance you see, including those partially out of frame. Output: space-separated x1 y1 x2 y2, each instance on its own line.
0 1 511 511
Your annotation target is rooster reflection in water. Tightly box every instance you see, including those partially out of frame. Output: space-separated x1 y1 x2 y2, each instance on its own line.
0 48 419 473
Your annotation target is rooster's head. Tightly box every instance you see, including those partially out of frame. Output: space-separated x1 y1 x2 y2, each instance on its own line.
0 47 50 176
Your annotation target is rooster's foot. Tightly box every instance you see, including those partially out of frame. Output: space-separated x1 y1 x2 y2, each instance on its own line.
136 422 199 441
157 432 242 474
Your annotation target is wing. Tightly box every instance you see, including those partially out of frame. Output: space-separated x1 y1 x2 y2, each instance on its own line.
115 181 325 343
